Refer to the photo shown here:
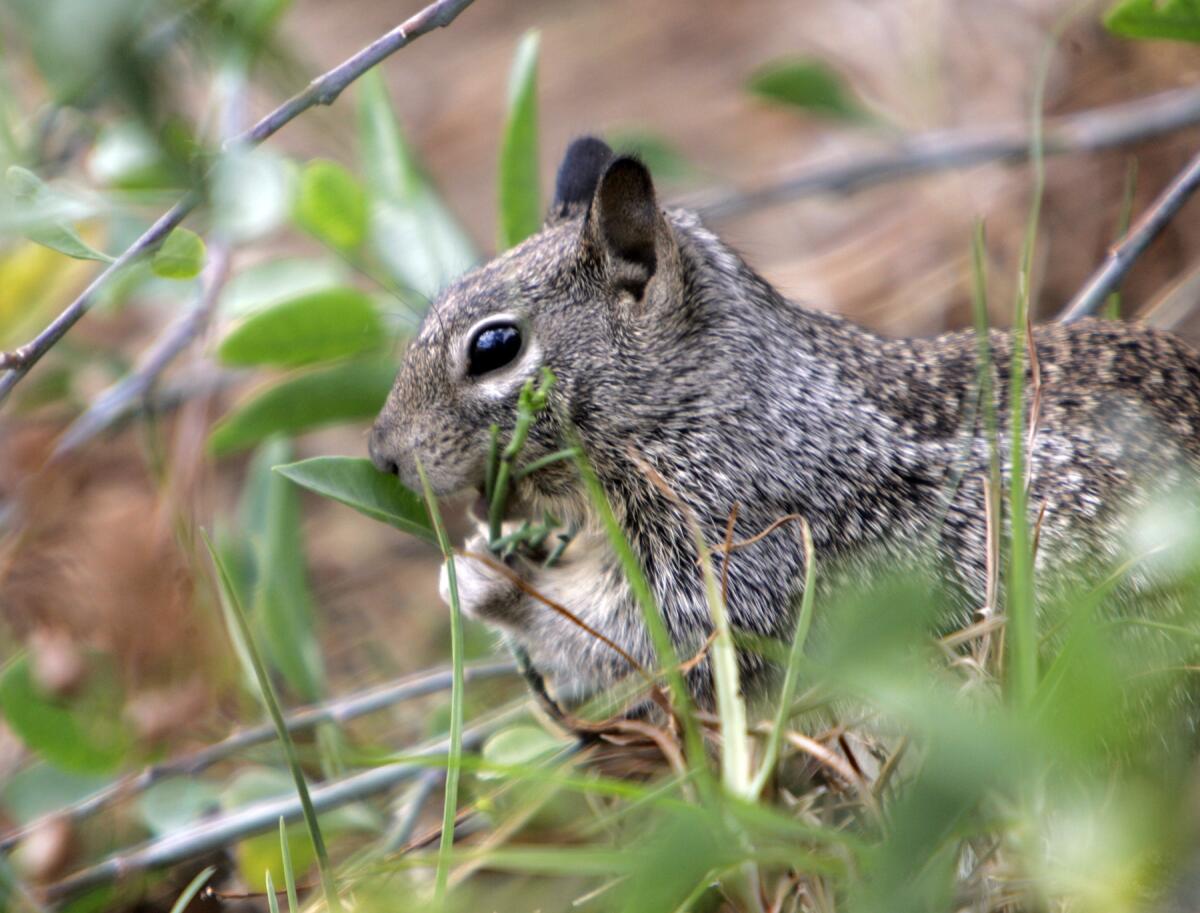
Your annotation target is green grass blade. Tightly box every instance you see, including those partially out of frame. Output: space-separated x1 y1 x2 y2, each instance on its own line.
416 460 466 907
750 519 816 798
280 816 300 913
265 870 281 913
497 30 541 249
167 865 216 913
201 530 343 913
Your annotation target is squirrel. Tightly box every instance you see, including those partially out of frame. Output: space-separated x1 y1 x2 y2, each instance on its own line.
369 136 1200 709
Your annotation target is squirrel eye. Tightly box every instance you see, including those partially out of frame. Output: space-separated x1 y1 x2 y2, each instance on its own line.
467 323 523 376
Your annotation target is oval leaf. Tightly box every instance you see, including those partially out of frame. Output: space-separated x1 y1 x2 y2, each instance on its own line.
357 71 476 300
6 166 113 263
498 30 541 249
1104 0 1200 42
294 160 367 250
217 287 384 367
273 457 434 543
209 360 397 456
152 227 206 279
480 724 569 780
0 654 132 774
747 58 870 122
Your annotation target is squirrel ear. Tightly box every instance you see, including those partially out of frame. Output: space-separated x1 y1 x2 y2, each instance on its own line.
586 155 659 298
547 136 613 226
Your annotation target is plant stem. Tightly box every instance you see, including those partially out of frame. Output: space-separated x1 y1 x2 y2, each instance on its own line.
417 461 466 908
202 531 343 913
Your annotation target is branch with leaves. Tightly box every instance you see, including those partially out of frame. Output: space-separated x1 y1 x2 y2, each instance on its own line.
0 0 478 406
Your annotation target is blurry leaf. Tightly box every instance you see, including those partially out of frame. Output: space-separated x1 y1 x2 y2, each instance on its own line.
274 457 434 543
1105 0 1200 41
223 768 316 891
138 779 220 836
221 767 376 891
87 121 173 190
246 439 326 702
497 30 541 249
151 227 206 279
747 57 871 121
479 725 568 780
210 359 397 456
0 763 108 825
220 257 349 318
0 654 132 774
212 148 292 242
357 70 476 301
294 159 368 250
5 166 112 263
608 130 696 184
217 287 384 367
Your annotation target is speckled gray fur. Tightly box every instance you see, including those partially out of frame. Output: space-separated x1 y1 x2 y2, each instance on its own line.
370 138 1200 709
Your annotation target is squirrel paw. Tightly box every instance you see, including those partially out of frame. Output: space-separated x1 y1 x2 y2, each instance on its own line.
438 534 526 625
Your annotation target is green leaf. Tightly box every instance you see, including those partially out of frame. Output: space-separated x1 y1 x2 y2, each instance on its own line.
1104 0 1200 41
5 166 113 262
248 439 326 702
357 70 476 301
217 287 384 367
747 58 870 122
209 359 397 456
294 159 368 251
273 456 434 543
138 779 221 836
1 763 109 825
0 654 132 774
479 725 568 780
151 227 206 279
497 30 541 249
608 131 696 185
220 257 349 319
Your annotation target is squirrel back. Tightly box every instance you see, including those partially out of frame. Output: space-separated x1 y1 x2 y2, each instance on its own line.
370 137 1200 706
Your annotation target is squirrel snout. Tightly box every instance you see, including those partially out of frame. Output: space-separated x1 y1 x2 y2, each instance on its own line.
368 424 403 478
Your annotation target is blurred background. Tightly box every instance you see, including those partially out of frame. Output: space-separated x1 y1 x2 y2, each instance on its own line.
2 0 1200 909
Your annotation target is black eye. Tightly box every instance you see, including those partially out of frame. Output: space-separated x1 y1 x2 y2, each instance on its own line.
467 323 523 376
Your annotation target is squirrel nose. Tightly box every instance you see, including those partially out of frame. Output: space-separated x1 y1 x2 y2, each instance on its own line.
368 426 399 476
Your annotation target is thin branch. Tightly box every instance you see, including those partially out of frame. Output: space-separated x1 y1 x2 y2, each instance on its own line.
0 660 514 853
1059 146 1200 323
692 85 1200 221
42 705 524 903
0 0 478 406
52 240 233 457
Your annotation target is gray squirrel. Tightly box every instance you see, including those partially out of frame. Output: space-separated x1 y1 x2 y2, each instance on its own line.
369 136 1200 708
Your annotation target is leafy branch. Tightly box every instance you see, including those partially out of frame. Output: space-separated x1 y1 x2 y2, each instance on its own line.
0 0 479 405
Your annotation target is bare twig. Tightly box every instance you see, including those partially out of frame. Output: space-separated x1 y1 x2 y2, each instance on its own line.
1059 146 1200 323
42 704 524 903
52 240 233 456
0 660 514 854
693 86 1200 221
0 0 478 405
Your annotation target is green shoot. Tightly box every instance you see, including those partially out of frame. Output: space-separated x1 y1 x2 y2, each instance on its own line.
167 865 217 913
265 870 281 913
280 816 300 913
416 460 466 908
1105 157 1139 320
750 519 816 799
202 530 343 913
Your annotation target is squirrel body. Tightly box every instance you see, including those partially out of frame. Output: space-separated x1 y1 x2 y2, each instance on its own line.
370 137 1200 707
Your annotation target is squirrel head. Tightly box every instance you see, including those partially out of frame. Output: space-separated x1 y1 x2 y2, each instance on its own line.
369 137 684 505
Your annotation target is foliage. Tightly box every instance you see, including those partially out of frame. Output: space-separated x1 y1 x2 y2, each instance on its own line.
1105 0 1200 41
1 4 1199 913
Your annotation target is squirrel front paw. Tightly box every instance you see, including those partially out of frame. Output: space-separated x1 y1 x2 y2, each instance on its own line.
438 533 528 626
